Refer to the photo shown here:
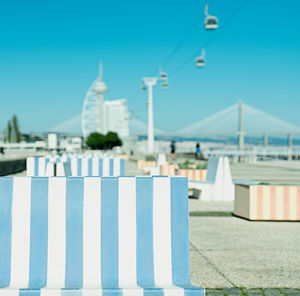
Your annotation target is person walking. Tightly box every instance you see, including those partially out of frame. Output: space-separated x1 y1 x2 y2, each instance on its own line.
170 140 176 160
195 142 201 159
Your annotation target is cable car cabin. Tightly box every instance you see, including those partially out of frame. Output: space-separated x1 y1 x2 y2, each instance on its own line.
159 72 168 81
141 85 146 92
204 16 218 30
195 57 205 67
162 82 168 89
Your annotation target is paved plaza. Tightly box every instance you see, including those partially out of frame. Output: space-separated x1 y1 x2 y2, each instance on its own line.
231 161 300 185
189 212 300 290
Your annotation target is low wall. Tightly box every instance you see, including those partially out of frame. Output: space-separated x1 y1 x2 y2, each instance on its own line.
177 169 207 181
235 184 300 221
0 158 26 176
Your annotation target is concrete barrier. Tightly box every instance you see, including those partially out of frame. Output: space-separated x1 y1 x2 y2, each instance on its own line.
189 156 234 201
0 159 26 176
0 176 205 296
26 157 50 176
70 157 125 177
177 169 207 181
235 183 300 220
137 160 156 171
160 164 178 176
45 162 72 176
27 156 125 177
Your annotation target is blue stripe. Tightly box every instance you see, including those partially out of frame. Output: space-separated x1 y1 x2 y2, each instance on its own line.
101 178 119 287
120 159 125 176
88 159 92 176
102 288 122 296
136 177 155 287
0 178 13 288
19 289 41 296
61 289 82 296
109 159 114 176
29 178 48 288
78 159 82 176
34 158 39 176
144 288 164 296
65 178 84 288
183 286 206 296
98 159 103 176
170 177 190 285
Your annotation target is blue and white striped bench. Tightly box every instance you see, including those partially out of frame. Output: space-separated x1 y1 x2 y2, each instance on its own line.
0 176 204 296
70 157 125 177
27 157 125 177
27 157 51 177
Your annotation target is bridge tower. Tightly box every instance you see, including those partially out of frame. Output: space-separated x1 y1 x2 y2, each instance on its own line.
238 100 244 150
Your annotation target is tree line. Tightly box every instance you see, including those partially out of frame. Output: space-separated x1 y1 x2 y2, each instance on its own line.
3 115 21 143
86 131 123 150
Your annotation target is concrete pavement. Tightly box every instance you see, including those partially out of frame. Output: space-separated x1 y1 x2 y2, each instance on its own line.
189 213 300 288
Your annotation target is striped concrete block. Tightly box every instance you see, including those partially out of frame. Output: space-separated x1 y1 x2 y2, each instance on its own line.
70 157 125 177
137 160 157 171
189 157 234 201
27 156 125 177
160 164 178 176
235 184 300 220
45 162 72 177
177 169 207 181
0 176 204 296
26 157 51 176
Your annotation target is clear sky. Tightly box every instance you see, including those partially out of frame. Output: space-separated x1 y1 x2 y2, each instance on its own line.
0 0 300 133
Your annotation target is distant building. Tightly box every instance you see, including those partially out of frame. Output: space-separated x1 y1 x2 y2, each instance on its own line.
103 99 129 138
81 63 129 139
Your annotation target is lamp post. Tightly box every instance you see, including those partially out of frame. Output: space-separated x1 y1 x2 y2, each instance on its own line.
142 77 158 154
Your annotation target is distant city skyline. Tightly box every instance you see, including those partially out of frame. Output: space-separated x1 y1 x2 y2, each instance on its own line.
0 0 300 133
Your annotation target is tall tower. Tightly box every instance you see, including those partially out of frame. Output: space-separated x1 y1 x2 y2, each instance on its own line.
143 77 158 154
238 100 244 150
93 62 108 134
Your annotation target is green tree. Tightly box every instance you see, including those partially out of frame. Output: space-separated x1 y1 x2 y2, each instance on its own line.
86 132 107 150
7 121 12 143
106 131 123 149
86 131 123 150
12 115 21 143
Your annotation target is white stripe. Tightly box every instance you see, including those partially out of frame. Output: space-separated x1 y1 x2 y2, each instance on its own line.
122 288 143 296
26 157 34 176
45 163 55 177
82 289 103 296
10 177 31 287
71 158 78 176
40 289 61 296
102 158 110 176
118 177 137 286
164 287 185 296
0 289 19 296
113 159 120 177
39 158 46 177
92 158 98 176
83 177 102 288
153 177 173 286
82 158 89 177
47 177 66 287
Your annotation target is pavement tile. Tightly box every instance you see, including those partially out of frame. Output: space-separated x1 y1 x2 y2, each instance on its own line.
206 289 225 295
279 289 300 296
222 288 243 295
263 289 282 295
190 217 300 288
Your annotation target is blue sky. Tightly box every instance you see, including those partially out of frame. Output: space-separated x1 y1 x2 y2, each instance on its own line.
0 0 300 133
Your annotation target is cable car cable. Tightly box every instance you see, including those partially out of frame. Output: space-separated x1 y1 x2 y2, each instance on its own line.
168 0 249 77
149 8 204 76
